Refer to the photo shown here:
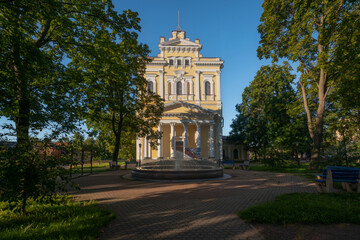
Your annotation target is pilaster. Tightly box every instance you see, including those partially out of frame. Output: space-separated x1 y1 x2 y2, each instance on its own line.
195 70 200 104
170 122 176 158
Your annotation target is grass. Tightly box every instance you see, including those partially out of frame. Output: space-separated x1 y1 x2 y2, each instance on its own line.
248 163 321 180
71 162 135 173
238 192 360 224
0 196 115 240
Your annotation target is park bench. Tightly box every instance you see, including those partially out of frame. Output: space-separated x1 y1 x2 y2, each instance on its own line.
239 160 250 170
314 166 360 193
222 160 235 169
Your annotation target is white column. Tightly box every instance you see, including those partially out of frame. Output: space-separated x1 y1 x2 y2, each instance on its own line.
183 122 188 159
195 70 200 104
170 122 175 158
172 81 176 95
144 137 148 159
140 141 143 161
136 138 139 161
211 80 214 95
209 123 215 158
182 81 185 96
216 70 221 102
218 122 223 161
157 123 163 159
159 70 164 98
196 122 201 157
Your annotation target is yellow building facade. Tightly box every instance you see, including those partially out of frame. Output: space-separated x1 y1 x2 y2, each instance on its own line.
136 29 224 161
222 136 249 161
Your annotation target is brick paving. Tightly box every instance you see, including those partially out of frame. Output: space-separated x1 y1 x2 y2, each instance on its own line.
73 169 317 240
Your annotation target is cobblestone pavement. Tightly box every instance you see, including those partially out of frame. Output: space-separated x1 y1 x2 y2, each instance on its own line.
73 169 317 240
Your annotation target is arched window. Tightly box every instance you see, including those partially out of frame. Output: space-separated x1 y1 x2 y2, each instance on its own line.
205 81 211 95
187 82 190 95
233 149 239 159
147 81 153 92
176 81 182 95
168 82 172 95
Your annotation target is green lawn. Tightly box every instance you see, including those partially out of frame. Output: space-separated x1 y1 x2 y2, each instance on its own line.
0 197 115 240
248 163 321 180
238 192 360 224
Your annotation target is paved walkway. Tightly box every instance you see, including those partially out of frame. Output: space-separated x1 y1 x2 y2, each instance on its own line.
73 170 317 240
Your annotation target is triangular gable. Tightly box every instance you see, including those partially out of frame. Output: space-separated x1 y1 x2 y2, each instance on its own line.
160 38 201 47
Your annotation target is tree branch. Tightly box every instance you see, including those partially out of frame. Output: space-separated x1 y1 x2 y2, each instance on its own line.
35 19 52 48
299 76 314 140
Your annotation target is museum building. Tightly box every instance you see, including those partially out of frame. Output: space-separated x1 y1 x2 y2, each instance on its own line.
136 28 248 162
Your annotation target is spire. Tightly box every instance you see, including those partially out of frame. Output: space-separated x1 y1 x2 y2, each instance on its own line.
177 10 181 31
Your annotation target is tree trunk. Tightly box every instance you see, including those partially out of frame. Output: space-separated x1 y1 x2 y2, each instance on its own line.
309 67 327 169
11 9 31 150
112 113 124 163
81 148 84 175
112 133 121 163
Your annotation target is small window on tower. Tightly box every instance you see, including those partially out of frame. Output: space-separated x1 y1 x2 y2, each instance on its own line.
176 81 182 95
147 81 153 93
169 59 174 65
205 81 211 95
185 59 189 66
177 59 182 66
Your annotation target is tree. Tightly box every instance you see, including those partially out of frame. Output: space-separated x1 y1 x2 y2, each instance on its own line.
0 0 147 210
230 63 310 166
258 0 360 167
81 33 164 163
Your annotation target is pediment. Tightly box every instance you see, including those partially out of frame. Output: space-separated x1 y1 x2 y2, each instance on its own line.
160 38 201 47
164 101 218 116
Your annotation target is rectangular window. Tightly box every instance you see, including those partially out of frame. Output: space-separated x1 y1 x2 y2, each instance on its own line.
185 59 189 66
177 59 181 66
169 59 174 65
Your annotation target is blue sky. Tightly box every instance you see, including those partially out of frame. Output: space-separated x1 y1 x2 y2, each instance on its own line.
114 0 273 135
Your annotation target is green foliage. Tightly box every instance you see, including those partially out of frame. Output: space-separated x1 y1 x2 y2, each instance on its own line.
0 196 115 240
0 140 76 212
238 193 360 224
78 16 164 162
230 63 311 166
0 0 151 210
258 0 360 165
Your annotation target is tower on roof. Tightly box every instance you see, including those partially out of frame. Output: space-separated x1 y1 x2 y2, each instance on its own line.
177 10 181 31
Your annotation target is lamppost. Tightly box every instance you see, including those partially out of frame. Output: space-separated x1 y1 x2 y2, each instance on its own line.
139 143 142 168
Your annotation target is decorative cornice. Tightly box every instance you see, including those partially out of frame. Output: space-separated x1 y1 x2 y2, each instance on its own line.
193 61 224 66
147 60 166 66
163 112 216 118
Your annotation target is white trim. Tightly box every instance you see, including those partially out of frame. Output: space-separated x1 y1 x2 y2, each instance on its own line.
160 119 214 124
159 70 164 98
216 70 221 101
196 68 219 72
146 74 157 93
146 68 162 72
